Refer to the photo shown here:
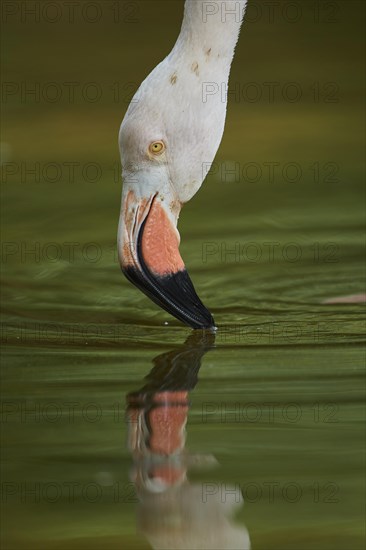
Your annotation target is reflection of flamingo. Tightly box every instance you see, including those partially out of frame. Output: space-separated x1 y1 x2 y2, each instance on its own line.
126 332 250 549
118 1 247 328
127 331 215 486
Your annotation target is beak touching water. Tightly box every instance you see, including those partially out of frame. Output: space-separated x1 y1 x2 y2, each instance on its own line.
118 190 215 330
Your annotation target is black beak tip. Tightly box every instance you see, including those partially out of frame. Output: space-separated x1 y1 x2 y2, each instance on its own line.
122 265 216 330
195 309 216 331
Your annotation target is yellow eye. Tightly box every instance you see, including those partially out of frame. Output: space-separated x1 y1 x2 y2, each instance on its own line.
149 141 165 155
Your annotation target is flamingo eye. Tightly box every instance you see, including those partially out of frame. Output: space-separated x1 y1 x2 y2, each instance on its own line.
149 141 165 155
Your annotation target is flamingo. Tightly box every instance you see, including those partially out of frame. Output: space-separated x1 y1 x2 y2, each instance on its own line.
118 0 247 329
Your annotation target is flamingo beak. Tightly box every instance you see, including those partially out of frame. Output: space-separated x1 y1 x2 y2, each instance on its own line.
118 191 215 329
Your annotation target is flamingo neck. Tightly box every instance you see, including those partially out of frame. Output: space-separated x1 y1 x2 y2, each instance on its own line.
170 0 247 76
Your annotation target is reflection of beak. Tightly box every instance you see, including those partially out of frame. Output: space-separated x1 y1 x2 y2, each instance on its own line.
127 391 189 491
118 190 215 329
127 391 189 455
126 331 216 493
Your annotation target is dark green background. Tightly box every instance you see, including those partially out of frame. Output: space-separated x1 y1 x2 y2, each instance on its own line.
1 1 365 548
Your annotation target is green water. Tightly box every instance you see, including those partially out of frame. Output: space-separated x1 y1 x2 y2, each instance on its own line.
1 1 365 548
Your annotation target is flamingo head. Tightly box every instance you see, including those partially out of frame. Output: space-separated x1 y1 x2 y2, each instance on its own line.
118 53 227 329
